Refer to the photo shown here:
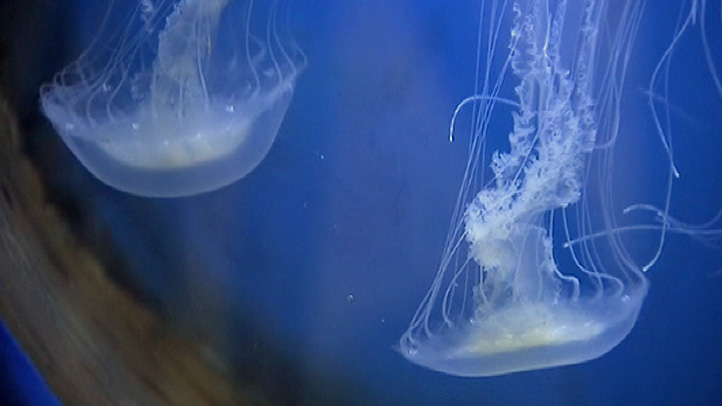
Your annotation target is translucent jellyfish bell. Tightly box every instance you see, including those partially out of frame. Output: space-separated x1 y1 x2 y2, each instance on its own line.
40 0 305 197
399 0 691 377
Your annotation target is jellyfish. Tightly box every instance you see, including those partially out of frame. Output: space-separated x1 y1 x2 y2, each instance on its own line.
39 0 305 197
399 0 722 377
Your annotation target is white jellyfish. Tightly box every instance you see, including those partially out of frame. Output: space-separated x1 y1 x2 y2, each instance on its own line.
40 0 305 197
399 0 722 377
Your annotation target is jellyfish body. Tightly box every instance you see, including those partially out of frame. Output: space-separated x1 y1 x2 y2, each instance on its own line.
40 0 305 197
399 0 655 377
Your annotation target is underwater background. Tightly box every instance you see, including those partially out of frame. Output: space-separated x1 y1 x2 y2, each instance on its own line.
1 0 721 405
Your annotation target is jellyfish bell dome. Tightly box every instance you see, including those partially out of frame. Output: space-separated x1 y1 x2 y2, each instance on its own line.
40 0 305 197
399 203 651 377
400 220 650 377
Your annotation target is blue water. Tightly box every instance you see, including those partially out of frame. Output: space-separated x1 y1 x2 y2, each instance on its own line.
3 0 722 404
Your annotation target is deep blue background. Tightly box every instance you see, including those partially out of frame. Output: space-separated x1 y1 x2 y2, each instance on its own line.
3 0 721 404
